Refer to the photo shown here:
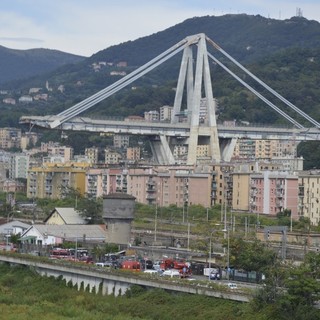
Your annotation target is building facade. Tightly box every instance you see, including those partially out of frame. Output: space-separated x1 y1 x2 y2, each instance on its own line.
27 162 88 199
298 171 320 225
85 147 99 164
0 128 21 149
249 171 299 217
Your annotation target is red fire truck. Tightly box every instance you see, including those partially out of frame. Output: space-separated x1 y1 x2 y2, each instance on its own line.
160 258 192 277
121 260 141 272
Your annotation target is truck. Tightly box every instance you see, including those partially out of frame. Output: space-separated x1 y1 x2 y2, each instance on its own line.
159 258 192 278
121 260 141 272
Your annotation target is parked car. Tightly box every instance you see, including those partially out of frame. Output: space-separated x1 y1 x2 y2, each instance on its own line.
95 261 113 268
227 282 238 289
209 272 220 280
139 259 153 270
161 269 181 278
143 269 162 276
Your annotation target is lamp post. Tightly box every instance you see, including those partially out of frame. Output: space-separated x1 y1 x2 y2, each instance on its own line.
208 231 214 281
75 237 78 261
223 227 230 280
154 204 157 243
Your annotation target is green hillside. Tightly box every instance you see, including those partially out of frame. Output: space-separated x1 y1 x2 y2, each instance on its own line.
0 46 85 84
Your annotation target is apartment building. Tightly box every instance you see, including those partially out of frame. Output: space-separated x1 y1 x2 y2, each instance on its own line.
298 171 320 225
20 132 39 150
0 127 21 149
40 141 60 152
232 172 251 212
127 166 215 208
113 134 129 149
27 162 88 199
233 139 298 160
173 145 188 162
144 110 160 122
104 149 122 164
86 168 109 198
159 105 173 122
249 171 299 217
127 167 154 204
127 147 140 161
231 160 288 212
85 147 99 164
47 146 74 162
9 153 29 179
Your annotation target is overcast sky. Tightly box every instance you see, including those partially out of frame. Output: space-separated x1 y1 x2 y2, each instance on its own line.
1 0 319 57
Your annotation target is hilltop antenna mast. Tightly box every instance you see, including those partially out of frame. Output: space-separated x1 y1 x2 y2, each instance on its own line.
296 8 303 17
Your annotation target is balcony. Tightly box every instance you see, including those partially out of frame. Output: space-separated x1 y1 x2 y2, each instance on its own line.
147 180 155 186
276 200 284 207
146 194 156 200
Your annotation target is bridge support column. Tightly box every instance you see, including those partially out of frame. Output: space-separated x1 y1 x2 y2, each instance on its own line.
149 135 175 165
187 127 199 165
221 137 238 162
159 134 175 164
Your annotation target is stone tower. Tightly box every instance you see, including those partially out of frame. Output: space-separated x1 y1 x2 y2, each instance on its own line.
102 193 136 245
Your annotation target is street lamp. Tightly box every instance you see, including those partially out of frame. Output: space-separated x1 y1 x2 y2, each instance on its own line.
208 231 214 281
222 227 230 280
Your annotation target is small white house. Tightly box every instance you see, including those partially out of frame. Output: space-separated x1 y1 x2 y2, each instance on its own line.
0 220 30 236
19 224 108 246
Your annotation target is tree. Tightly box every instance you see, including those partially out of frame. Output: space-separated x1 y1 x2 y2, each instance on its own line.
254 252 320 319
77 196 103 224
276 209 292 227
228 238 277 272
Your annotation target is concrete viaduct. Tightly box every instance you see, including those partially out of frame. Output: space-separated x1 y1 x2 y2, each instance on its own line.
0 253 249 302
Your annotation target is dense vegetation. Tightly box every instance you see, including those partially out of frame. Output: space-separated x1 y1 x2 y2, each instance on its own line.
0 263 255 320
1 250 320 319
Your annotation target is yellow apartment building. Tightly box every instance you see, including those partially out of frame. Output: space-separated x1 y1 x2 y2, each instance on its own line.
232 172 251 212
298 171 320 225
27 162 89 199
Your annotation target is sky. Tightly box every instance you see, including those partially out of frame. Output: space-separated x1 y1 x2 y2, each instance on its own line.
1 0 320 57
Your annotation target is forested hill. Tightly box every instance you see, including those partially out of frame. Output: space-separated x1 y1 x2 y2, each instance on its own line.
0 46 85 84
89 14 320 66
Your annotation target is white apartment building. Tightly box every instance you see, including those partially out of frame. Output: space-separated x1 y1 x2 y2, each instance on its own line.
9 153 29 179
144 110 160 122
160 105 173 122
113 135 129 149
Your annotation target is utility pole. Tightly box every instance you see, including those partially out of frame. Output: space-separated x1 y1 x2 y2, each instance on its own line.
187 223 190 250
154 204 157 243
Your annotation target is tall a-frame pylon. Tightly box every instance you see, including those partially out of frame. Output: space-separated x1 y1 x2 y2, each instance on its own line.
170 33 221 165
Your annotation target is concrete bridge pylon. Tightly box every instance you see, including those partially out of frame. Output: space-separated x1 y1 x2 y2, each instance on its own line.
153 33 221 165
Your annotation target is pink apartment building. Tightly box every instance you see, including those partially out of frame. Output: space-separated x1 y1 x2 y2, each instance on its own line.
127 166 213 208
250 171 298 218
